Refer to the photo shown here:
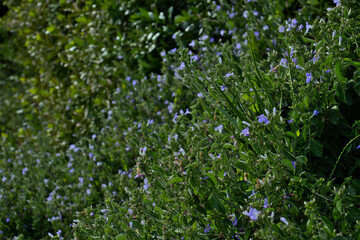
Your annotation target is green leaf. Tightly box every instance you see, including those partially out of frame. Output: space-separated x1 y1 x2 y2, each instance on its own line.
336 83 347 103
335 61 347 83
355 81 360 96
296 155 308 165
330 237 351 240
282 159 295 171
302 37 316 43
321 216 335 237
169 177 183 184
154 206 166 214
307 0 319 5
75 16 88 24
285 131 296 139
328 107 340 124
152 166 165 175
154 178 166 190
131 221 143 231
310 139 323 157
344 58 360 67
205 172 218 186
116 234 127 240
336 200 342 213
271 223 285 237
209 194 226 213
234 160 251 172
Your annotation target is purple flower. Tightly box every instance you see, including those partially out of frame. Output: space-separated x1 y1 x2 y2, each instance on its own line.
201 35 209 41
292 18 297 27
221 86 226 91
292 161 296 169
172 112 178 123
57 230 62 236
178 62 185 70
225 72 234 78
243 207 260 221
69 144 79 152
292 57 298 63
204 224 211 233
279 26 285 33
334 0 341 7
197 92 204 98
280 58 288 68
311 56 319 64
232 217 238 226
257 114 269 125
306 72 312 83
263 198 269 208
128 208 133 215
325 69 331 73
357 145 360 149
190 55 199 62
249 189 256 198
144 178 150 191
240 127 250 136
313 110 319 116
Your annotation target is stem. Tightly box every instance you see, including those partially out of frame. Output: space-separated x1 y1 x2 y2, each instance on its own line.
329 134 360 179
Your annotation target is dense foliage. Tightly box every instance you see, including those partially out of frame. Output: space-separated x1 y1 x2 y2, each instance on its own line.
1 0 360 239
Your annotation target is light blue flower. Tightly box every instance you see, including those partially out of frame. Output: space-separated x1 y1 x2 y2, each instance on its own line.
144 178 150 191
305 22 312 34
243 207 260 221
306 73 312 83
257 114 269 125
241 127 250 136
204 224 211 233
280 217 289 225
215 124 224 133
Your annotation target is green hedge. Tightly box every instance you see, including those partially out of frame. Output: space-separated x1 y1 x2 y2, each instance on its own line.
1 0 360 239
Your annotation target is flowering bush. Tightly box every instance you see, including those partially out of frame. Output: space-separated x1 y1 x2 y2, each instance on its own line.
1 0 360 239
